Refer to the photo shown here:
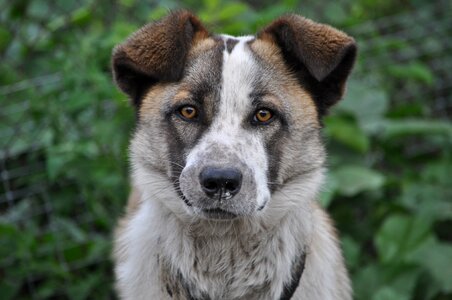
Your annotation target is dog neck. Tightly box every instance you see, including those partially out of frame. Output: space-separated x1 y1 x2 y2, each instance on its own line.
149 197 312 299
159 245 307 300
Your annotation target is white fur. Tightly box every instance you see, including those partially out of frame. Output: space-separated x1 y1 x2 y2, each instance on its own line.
184 36 270 209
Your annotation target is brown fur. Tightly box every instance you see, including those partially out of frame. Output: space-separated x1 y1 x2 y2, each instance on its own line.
258 15 356 81
258 14 357 114
112 11 210 104
139 83 174 118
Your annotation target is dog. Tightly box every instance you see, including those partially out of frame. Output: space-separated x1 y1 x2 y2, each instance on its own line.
112 10 357 300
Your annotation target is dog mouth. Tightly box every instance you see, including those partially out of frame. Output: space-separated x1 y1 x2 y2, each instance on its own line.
200 208 238 220
180 193 239 219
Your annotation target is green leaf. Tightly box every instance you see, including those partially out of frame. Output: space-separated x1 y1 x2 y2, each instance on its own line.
410 240 452 292
204 0 220 11
47 15 66 31
338 79 389 134
386 62 434 86
324 2 348 24
332 165 385 196
35 278 65 299
46 150 74 181
377 119 452 139
423 160 452 185
0 280 19 300
325 116 370 153
67 273 104 300
0 223 20 262
372 286 408 300
399 181 452 221
148 7 170 20
119 0 136 7
71 7 92 26
217 2 249 21
342 235 360 270
375 214 432 263
54 218 87 243
353 264 382 300
0 26 12 51
389 266 422 299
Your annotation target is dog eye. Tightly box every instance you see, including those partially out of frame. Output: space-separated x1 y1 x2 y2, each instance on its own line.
253 109 274 124
178 105 198 120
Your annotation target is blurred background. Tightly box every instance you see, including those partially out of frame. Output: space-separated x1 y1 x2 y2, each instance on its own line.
0 0 451 299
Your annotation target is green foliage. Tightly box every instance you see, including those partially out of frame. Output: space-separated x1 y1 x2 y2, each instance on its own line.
0 0 451 299
325 39 452 299
327 62 451 299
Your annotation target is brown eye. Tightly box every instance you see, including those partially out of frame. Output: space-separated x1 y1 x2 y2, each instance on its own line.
179 105 198 120
254 109 273 124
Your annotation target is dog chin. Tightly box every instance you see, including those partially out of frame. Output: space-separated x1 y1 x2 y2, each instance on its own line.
185 202 263 221
197 208 239 220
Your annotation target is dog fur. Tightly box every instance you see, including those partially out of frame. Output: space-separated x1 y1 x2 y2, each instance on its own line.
112 11 357 300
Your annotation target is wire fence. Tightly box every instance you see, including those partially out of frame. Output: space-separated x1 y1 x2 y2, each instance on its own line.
347 4 452 119
0 2 451 299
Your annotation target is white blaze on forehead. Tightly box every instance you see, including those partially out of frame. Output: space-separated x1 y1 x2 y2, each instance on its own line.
206 35 270 204
219 35 256 128
184 35 271 208
219 35 270 206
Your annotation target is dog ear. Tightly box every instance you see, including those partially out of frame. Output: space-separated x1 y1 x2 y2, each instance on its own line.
258 15 357 115
112 10 209 107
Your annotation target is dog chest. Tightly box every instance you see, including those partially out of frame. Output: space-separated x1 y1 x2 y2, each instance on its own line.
157 228 298 299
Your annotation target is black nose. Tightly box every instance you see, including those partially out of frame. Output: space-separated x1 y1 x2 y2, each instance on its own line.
199 167 242 198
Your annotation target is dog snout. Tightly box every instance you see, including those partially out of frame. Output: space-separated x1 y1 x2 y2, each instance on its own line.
199 167 242 199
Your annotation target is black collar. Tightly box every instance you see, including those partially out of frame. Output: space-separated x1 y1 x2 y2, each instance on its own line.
279 252 307 300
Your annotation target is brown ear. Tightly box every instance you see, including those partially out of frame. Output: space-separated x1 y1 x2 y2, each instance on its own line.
112 10 209 106
258 15 357 115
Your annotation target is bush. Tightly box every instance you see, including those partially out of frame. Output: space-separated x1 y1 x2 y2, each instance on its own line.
1 0 451 299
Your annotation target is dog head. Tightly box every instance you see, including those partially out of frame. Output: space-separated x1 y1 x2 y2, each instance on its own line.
112 11 356 220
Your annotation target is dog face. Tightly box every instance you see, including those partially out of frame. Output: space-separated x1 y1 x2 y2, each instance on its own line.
112 11 356 220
